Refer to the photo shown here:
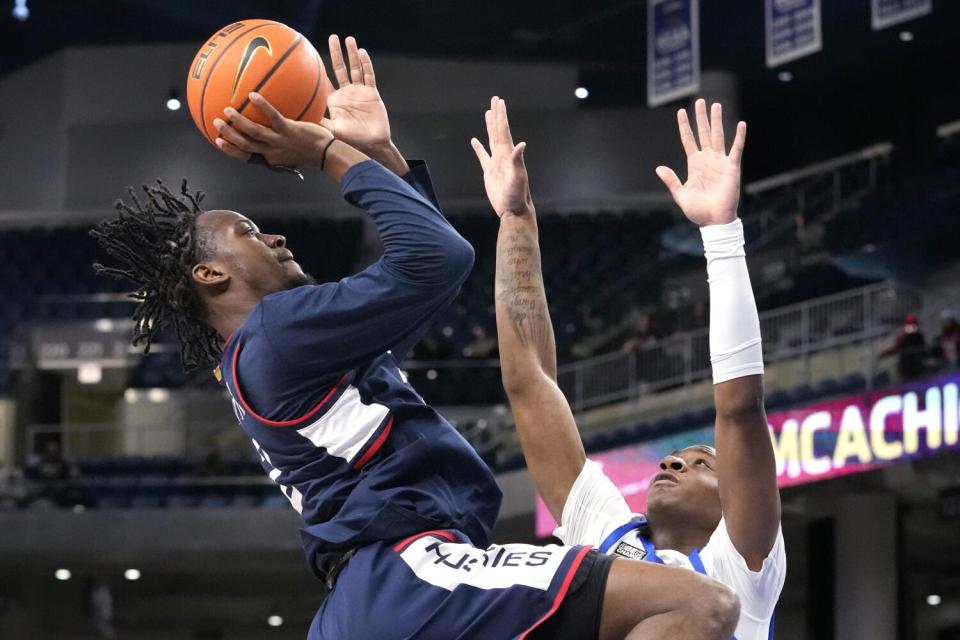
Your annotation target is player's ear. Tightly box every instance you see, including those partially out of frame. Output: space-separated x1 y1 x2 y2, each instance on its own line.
192 261 229 289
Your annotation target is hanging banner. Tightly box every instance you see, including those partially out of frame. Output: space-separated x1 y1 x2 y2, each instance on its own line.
536 372 960 537
765 0 822 68
647 0 700 108
872 0 932 30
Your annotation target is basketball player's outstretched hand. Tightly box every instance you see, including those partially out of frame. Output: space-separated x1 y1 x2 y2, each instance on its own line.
655 98 747 227
323 35 391 153
212 93 333 168
471 97 534 218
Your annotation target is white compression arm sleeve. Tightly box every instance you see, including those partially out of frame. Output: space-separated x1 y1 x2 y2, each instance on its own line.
701 218 764 384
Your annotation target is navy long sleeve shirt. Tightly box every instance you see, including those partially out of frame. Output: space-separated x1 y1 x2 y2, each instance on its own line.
219 160 502 571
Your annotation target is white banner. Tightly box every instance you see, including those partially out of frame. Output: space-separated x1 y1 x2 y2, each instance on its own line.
647 0 700 108
765 0 822 68
872 0 932 30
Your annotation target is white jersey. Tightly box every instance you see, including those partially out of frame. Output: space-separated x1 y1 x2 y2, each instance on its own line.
554 460 785 640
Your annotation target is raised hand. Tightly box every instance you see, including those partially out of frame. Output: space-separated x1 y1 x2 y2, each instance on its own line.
471 97 533 218
656 99 746 227
213 92 333 169
323 35 391 153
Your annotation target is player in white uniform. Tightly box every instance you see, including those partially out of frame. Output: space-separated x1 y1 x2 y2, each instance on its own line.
473 97 785 640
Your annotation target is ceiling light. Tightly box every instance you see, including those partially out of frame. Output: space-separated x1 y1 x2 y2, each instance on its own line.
12 0 28 21
124 568 141 581
54 569 71 581
927 594 942 606
147 388 170 403
267 615 284 627
574 87 589 100
77 362 103 385
166 90 182 111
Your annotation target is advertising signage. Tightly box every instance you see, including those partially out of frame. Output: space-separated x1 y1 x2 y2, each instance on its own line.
536 373 960 537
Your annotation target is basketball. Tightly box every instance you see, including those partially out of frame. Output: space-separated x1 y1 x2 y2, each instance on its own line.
186 19 330 146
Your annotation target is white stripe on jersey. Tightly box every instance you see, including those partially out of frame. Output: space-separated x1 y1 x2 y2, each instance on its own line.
297 385 390 462
399 538 570 592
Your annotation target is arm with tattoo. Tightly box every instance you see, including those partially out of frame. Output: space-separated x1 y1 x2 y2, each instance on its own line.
472 97 584 520
495 220 557 381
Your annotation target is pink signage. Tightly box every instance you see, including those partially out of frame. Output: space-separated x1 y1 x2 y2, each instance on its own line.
536 373 960 537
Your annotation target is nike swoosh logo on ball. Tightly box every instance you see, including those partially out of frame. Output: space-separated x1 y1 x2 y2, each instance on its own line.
232 36 272 99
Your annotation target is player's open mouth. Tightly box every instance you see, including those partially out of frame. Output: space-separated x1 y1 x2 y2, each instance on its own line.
651 472 679 486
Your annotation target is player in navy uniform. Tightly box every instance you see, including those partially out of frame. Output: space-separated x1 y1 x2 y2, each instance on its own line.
471 97 785 640
94 36 739 639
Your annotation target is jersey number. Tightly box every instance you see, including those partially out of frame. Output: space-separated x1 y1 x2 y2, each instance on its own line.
251 438 304 514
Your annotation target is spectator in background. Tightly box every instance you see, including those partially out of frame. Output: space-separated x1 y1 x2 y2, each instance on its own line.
621 308 657 353
880 313 927 380
412 327 455 360
935 310 960 369
0 466 29 510
462 324 498 358
676 300 709 332
197 450 226 477
24 439 89 508
576 303 606 335
25 440 73 504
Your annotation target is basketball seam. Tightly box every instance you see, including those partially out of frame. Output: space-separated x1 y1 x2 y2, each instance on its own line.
198 22 279 143
235 35 304 116
294 49 324 122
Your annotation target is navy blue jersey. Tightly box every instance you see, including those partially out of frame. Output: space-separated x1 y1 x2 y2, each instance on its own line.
219 160 502 572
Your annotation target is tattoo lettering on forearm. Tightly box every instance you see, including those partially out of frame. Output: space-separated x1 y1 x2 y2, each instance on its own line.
496 230 550 349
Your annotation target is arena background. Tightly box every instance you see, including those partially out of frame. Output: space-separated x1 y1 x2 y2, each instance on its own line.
1 1 959 638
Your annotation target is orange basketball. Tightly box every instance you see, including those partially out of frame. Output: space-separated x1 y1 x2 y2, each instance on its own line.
186 19 330 146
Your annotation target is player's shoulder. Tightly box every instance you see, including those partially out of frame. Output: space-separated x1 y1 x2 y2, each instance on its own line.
255 284 336 323
261 284 330 307
702 518 786 582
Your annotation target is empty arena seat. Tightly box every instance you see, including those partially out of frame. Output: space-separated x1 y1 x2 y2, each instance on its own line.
766 389 792 410
840 373 867 392
815 378 841 397
790 384 816 404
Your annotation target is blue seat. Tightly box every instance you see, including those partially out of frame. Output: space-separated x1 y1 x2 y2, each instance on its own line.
652 415 683 437
873 371 892 389
815 378 841 398
95 489 131 510
840 373 866 392
587 431 614 453
688 407 715 427
232 490 262 508
198 492 231 508
498 450 526 472
610 426 635 447
766 389 791 410
790 384 816 404
130 490 163 509
261 492 291 509
166 490 200 509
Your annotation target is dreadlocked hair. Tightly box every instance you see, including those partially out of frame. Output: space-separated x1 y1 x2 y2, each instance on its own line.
90 179 222 372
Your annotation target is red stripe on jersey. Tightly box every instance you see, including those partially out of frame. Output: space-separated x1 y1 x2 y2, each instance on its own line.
353 416 395 469
518 546 593 639
231 344 348 427
392 530 457 553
